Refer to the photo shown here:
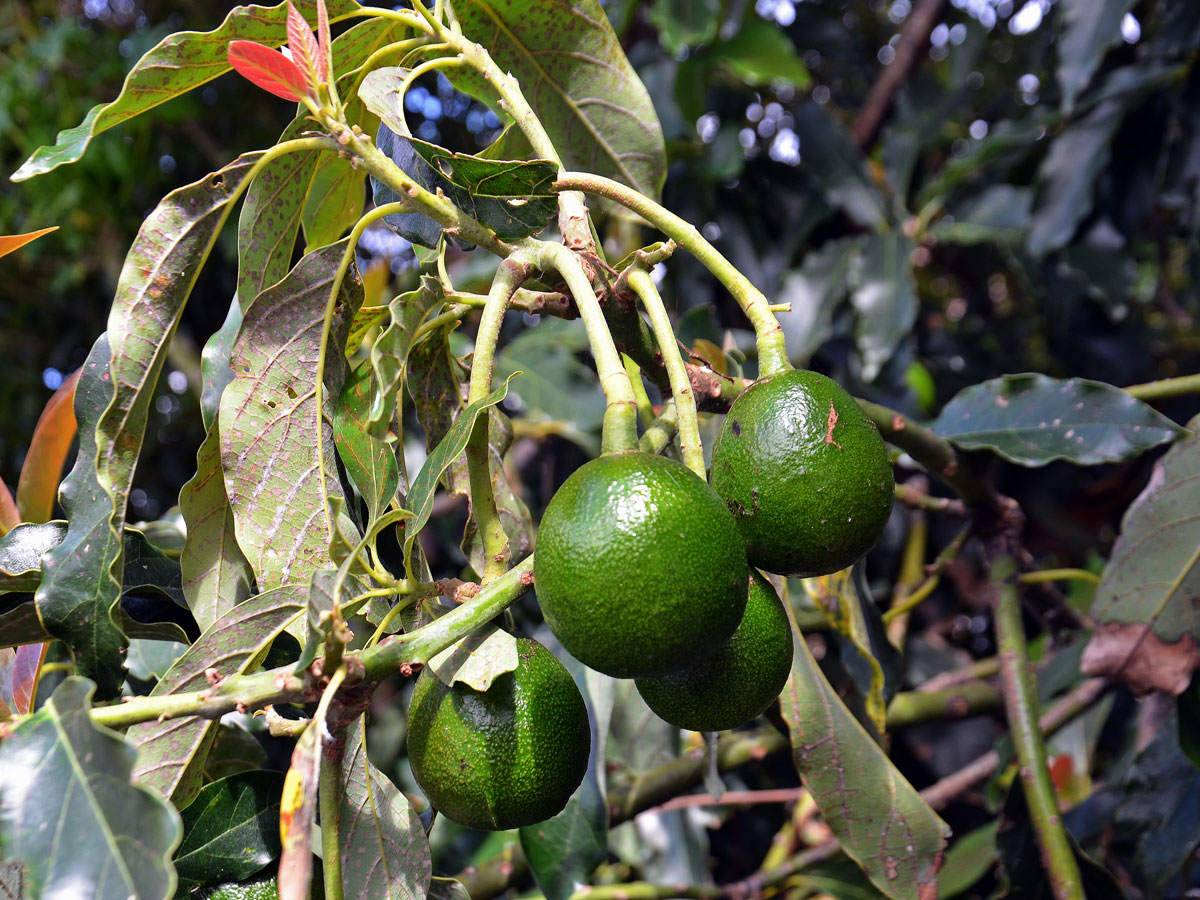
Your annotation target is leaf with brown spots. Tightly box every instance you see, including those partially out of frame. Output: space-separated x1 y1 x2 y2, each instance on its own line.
1082 414 1200 694
338 714 431 900
779 601 948 898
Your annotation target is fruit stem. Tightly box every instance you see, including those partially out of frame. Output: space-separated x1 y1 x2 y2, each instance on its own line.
466 253 535 581
624 355 657 427
1123 371 1200 401
992 560 1086 900
626 268 706 477
639 400 679 455
534 241 640 454
554 172 791 377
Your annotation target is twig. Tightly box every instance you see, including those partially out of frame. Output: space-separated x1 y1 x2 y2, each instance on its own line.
992 566 1084 898
850 0 948 150
894 481 967 516
1123 372 1200 401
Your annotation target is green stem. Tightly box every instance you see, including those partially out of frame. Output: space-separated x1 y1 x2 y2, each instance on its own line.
554 172 790 375
626 268 706 477
1018 568 1101 586
88 558 534 731
884 681 1002 729
1123 372 1200 401
881 523 970 625
466 255 533 581
992 563 1085 900
624 355 656 427
856 399 994 504
534 241 639 454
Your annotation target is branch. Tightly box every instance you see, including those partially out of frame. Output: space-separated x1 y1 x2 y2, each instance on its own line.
850 0 948 150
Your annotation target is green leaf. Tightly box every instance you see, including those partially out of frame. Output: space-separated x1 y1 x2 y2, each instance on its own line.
180 423 254 634
1057 0 1137 114
1082 414 1200 694
238 118 319 309
429 624 520 691
776 236 861 365
848 232 917 382
371 125 448 249
10 0 362 181
125 639 188 682
930 184 1033 246
339 715 432 900
37 153 261 697
303 154 365 250
175 772 284 889
649 0 720 53
219 241 363 593
0 595 49 649
450 0 667 199
779 608 949 898
403 376 517 567
127 588 305 806
792 103 886 229
0 677 182 900
407 324 466 458
368 280 445 437
703 17 811 87
336 362 401 523
937 821 999 898
201 298 244 432
357 66 411 139
931 374 1186 467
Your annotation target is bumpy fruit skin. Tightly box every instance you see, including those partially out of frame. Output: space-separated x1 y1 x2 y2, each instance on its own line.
710 369 894 577
534 452 749 679
635 572 793 732
406 636 590 831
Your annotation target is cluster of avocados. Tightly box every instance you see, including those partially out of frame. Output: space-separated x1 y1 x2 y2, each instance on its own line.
406 369 894 830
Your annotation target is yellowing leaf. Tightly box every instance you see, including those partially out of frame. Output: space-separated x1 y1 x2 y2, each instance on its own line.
0 227 58 258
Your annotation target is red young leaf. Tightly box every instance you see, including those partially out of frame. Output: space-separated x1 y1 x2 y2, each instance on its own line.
16 367 80 524
12 644 48 715
0 226 59 260
316 0 332 83
0 476 17 535
286 0 322 90
228 40 310 102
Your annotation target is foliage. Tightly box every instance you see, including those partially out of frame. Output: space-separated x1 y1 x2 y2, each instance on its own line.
0 1 1199 899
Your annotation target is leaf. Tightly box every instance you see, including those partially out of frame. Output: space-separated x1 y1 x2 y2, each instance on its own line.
429 624 520 691
180 423 254 633
0 480 16 536
406 322 465 455
286 1 323 90
931 374 1186 467
1081 414 1200 694
776 236 861 365
451 0 667 199
0 677 182 900
302 154 365 249
335 362 401 523
0 226 58 258
792 103 886 229
358 66 412 139
403 376 517 567
339 715 432 900
370 125 445 249
779 605 949 898
428 877 472 900
219 240 363 592
278 721 322 900
127 588 305 806
16 368 80 523
460 410 536 574
703 17 811 87
930 184 1033 246
0 596 49 650
125 639 188 681
11 0 361 181
238 117 320 309
201 297 244 431
175 772 284 888
229 40 311 101
0 522 65 592
848 232 917 382
37 154 261 697
649 0 719 53
1057 0 1137 114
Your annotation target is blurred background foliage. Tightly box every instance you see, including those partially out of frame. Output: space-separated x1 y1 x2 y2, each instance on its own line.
4 0 1200 893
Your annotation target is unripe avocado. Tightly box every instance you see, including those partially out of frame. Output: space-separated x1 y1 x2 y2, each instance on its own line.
709 369 894 577
534 452 749 679
635 572 793 732
406 636 590 831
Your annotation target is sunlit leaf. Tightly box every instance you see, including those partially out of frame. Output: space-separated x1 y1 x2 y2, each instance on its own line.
175 772 284 888
0 677 182 900
429 624 520 691
0 226 58 258
12 0 361 181
286 0 323 90
931 374 1185 467
220 241 363 593
229 40 310 101
128 588 305 806
339 715 431 900
201 297 244 431
450 0 667 199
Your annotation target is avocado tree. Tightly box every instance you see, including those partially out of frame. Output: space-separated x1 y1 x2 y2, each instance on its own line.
0 1 1199 899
